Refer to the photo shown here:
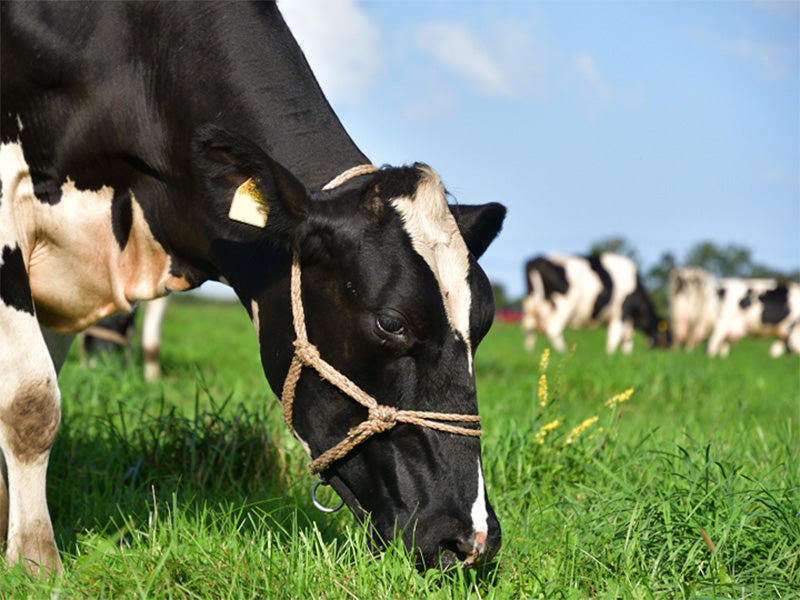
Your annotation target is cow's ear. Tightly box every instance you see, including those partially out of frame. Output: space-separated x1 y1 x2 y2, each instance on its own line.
450 203 506 259
193 125 309 233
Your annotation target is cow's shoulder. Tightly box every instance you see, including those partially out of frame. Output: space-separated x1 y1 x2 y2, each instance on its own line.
526 256 569 299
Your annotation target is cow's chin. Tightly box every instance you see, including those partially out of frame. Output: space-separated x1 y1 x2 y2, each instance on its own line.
364 530 498 572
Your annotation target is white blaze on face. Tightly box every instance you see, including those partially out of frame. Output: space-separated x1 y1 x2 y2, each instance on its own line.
390 167 474 372
471 459 489 540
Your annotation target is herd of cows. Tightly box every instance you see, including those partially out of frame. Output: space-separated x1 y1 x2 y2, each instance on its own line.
520 253 800 358
85 252 799 384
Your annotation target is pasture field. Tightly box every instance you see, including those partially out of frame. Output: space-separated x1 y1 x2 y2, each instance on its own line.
3 297 799 599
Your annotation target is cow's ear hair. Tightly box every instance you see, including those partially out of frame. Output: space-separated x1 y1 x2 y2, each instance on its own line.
192 125 310 230
450 203 506 259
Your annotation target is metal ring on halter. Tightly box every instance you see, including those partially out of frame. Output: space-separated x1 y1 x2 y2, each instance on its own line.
311 477 345 513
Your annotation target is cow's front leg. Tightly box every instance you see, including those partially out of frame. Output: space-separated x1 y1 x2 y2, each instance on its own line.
620 320 635 355
605 318 625 354
0 283 65 575
0 381 61 575
543 317 568 353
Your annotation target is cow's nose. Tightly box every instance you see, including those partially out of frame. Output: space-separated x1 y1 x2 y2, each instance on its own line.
457 531 486 565
444 528 501 568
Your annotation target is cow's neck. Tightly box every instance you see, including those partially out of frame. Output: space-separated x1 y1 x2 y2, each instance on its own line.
171 4 370 191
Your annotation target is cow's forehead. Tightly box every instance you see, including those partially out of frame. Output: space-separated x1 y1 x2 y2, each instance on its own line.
389 167 474 372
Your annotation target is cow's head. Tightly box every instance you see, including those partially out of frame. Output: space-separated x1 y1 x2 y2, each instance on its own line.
193 127 505 569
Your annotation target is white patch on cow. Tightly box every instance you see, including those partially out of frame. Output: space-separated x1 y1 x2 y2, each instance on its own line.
250 299 260 331
1 140 191 333
141 296 169 382
470 460 489 538
668 267 719 349
250 299 261 351
295 432 312 457
390 167 474 372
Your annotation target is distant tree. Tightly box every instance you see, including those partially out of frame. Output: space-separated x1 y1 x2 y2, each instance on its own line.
684 241 754 278
588 236 640 265
645 251 677 317
680 241 797 282
491 283 511 308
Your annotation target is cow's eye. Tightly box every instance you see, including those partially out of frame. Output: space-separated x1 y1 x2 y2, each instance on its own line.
376 313 405 337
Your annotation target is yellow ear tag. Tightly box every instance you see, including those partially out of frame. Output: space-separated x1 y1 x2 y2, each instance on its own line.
228 178 269 228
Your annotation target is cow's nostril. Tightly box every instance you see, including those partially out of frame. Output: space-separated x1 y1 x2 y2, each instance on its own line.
439 531 488 568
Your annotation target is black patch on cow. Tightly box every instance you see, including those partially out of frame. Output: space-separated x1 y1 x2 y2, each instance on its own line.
759 285 790 325
30 167 64 205
739 289 753 309
622 275 662 341
111 190 134 250
0 244 35 315
718 287 726 300
526 257 568 303
364 165 422 203
787 321 798 354
586 254 613 319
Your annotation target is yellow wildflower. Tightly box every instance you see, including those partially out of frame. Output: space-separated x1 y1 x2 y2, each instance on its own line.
535 419 560 444
588 426 605 441
565 415 599 445
537 373 548 407
538 348 550 372
604 387 634 408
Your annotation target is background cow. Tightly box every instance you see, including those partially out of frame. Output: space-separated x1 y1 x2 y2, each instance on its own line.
707 278 800 358
668 266 719 350
522 252 669 354
78 297 169 381
1 2 504 574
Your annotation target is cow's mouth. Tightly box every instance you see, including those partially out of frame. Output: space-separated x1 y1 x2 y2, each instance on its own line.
437 531 495 570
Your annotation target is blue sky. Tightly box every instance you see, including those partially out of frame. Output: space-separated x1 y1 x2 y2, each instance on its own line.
249 0 799 301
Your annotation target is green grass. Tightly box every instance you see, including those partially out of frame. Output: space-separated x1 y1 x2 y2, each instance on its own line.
3 298 799 599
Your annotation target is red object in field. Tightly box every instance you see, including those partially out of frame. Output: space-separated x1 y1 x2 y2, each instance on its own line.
496 308 522 323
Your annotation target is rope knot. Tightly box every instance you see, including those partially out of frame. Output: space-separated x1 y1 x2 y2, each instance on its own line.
369 405 398 430
294 340 320 365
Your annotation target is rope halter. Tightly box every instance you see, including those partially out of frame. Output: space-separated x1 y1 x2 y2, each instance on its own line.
279 164 483 475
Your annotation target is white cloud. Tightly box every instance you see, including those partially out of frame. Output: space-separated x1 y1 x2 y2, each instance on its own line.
415 22 513 97
730 37 790 80
413 20 544 99
691 24 794 81
573 52 608 94
278 0 381 104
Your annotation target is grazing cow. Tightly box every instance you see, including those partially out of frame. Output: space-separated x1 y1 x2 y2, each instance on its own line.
707 278 800 358
522 253 669 354
0 2 505 573
79 297 170 381
668 267 719 350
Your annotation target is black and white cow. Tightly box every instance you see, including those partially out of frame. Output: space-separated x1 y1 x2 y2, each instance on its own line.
707 278 800 358
521 253 669 354
78 297 169 381
668 266 719 351
0 2 505 573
